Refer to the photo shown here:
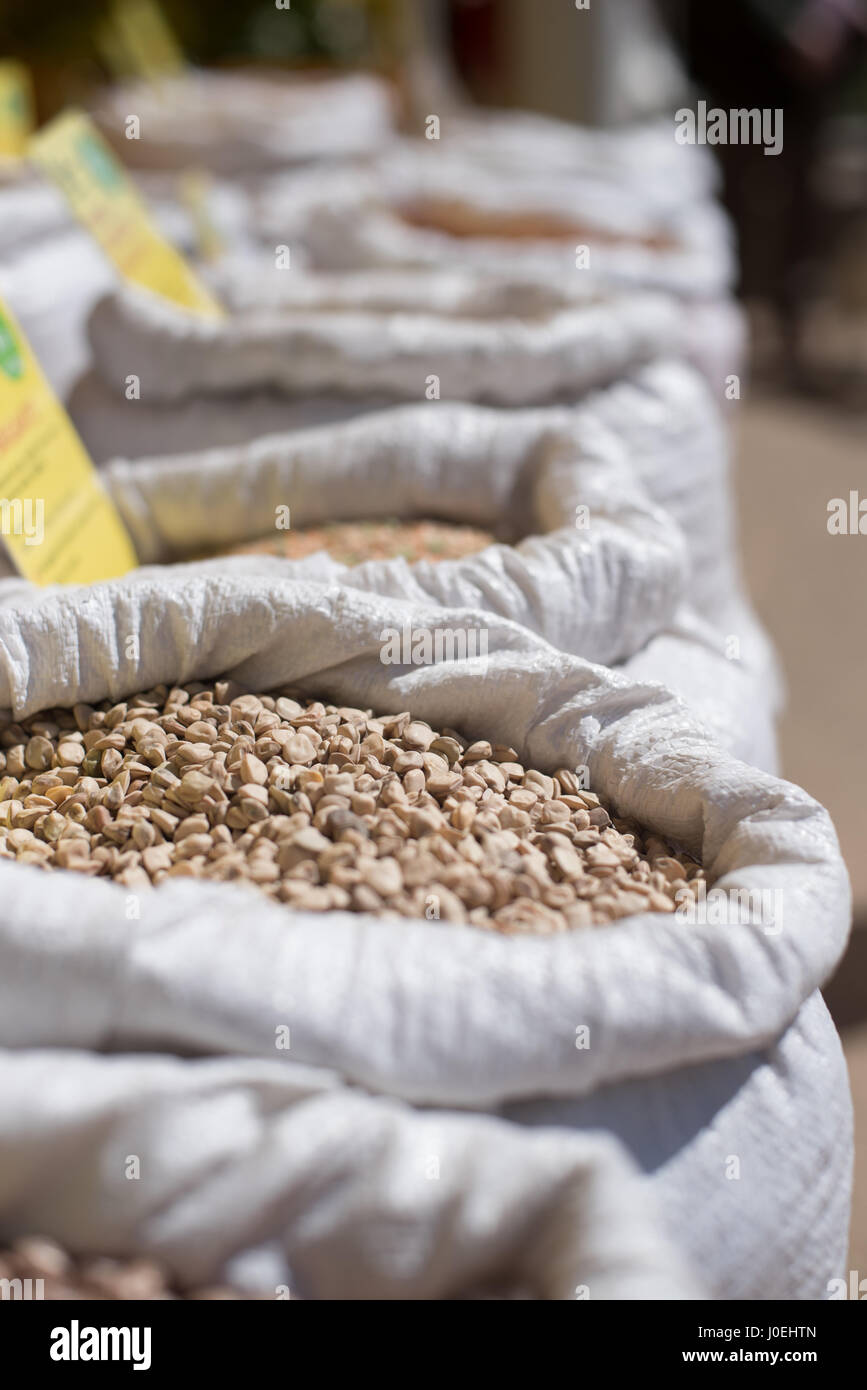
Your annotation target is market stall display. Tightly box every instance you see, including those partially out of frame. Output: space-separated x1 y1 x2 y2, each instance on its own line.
0 569 850 1299
0 31 852 1308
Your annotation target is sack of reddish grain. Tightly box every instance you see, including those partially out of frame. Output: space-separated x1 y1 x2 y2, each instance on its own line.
250 129 745 391
92 381 778 768
75 295 741 614
0 568 850 1298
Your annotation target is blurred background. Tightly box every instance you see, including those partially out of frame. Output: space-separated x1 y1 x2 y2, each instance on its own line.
2 0 866 1278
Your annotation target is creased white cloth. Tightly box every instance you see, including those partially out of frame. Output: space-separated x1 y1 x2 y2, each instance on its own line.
0 178 71 258
0 1050 697 1300
102 398 688 670
86 280 684 406
254 130 736 302
90 70 395 175
202 256 746 399
75 367 781 767
68 369 387 463
94 362 765 666
0 230 115 400
0 568 851 1296
249 126 742 389
86 360 735 617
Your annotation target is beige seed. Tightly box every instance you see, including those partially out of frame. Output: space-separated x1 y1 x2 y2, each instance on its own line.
403 721 434 751
56 742 86 767
276 697 303 720
363 856 403 898
42 812 67 843
101 748 123 779
5 748 26 778
150 807 179 836
282 733 318 764
177 770 217 805
174 834 214 861
393 751 424 776
402 768 426 797
24 737 54 771
131 821 156 851
175 814 210 842
240 753 268 786
186 720 217 744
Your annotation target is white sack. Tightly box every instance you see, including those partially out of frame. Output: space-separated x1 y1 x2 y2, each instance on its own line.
85 279 684 406
81 294 736 624
203 256 746 402
435 114 720 209
90 70 395 176
0 568 850 1296
68 370 390 464
254 138 736 302
0 176 70 258
0 231 115 400
102 401 688 670
88 369 779 767
96 365 751 637
0 1049 696 1300
251 131 742 388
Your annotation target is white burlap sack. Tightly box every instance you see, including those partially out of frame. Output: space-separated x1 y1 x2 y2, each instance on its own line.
252 132 744 389
0 1050 696 1300
0 175 70 258
254 137 735 302
0 568 851 1297
68 370 383 463
93 366 762 659
429 114 720 208
0 231 115 399
203 256 746 404
85 278 684 406
79 287 745 619
90 70 395 175
71 275 685 464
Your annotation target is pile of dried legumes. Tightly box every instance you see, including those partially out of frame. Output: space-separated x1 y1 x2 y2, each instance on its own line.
0 1238 267 1300
0 683 703 932
398 198 676 250
219 518 496 566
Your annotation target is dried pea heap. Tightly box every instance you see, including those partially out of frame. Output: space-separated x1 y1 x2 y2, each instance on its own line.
0 1237 266 1301
217 517 496 567
0 683 704 932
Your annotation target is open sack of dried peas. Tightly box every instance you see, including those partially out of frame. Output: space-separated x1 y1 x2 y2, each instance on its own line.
0 558 850 1299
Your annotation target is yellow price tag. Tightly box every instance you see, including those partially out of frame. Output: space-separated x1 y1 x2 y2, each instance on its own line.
0 296 138 585
29 110 223 320
101 0 185 84
0 61 34 160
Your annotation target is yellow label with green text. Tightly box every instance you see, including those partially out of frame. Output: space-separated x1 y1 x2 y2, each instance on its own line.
0 61 34 159
30 110 223 319
0 296 138 585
